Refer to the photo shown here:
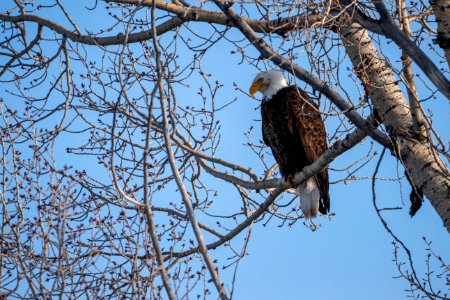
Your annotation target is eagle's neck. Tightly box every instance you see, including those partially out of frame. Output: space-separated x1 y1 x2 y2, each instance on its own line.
262 80 288 101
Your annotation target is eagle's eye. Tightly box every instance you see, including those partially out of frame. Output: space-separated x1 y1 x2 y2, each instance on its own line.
257 78 264 83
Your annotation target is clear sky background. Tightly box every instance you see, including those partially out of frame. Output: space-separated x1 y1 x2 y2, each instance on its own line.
1 1 449 299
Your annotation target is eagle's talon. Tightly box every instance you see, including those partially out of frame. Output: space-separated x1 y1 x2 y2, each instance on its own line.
285 174 294 185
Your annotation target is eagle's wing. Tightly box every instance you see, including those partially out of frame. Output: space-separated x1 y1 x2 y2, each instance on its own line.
287 86 330 214
261 105 270 147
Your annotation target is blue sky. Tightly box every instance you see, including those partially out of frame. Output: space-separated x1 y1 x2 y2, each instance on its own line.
1 1 449 299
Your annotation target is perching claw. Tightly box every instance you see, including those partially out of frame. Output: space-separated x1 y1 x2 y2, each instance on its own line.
285 173 295 185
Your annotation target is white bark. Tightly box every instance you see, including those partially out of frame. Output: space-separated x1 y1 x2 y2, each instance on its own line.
430 0 450 69
400 141 450 230
338 17 413 134
338 15 450 232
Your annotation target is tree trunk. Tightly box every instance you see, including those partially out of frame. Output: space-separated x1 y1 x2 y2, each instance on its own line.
400 140 450 230
337 17 413 133
430 0 450 69
338 16 450 232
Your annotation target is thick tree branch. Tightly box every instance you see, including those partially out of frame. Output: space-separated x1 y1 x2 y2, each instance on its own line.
213 1 390 147
3 0 448 101
0 5 325 46
106 0 324 34
373 0 450 99
428 0 450 69
214 1 450 232
166 124 369 259
334 8 450 232
0 13 185 45
201 123 369 191
340 0 450 99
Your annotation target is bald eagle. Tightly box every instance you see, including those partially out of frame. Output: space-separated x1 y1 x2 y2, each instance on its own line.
249 70 330 219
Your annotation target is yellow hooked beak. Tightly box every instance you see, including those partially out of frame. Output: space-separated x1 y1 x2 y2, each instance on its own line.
249 80 265 96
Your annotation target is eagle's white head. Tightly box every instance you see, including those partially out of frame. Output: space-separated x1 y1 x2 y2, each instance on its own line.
249 70 288 99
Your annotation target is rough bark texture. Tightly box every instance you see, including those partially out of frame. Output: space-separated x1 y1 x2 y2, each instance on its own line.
400 141 450 229
430 0 450 69
338 15 450 232
338 17 413 134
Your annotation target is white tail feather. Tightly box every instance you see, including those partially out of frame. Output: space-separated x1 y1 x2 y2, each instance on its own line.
297 178 320 219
